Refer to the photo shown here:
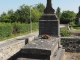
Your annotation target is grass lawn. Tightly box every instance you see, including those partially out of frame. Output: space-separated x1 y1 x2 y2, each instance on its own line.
69 25 80 33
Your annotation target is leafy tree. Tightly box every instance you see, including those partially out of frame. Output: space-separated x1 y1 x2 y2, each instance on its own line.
0 10 14 23
0 12 10 22
14 4 30 23
8 9 14 15
34 3 45 13
56 7 61 19
60 10 76 24
31 9 42 22
7 9 14 23
0 3 45 23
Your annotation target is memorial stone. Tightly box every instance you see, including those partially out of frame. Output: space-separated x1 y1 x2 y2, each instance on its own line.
39 0 59 37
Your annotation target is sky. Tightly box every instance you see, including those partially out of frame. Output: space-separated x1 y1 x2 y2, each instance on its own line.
0 0 80 15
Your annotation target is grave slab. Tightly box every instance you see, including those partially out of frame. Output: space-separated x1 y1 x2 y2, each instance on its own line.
21 37 59 56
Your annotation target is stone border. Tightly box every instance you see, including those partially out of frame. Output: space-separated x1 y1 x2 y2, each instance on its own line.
0 32 38 60
61 37 80 52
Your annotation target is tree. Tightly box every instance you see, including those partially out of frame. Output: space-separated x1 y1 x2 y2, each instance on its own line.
8 9 14 15
0 3 45 23
60 10 76 24
14 4 30 23
56 7 61 19
7 9 14 23
0 10 14 23
0 12 10 22
31 9 42 22
34 3 45 13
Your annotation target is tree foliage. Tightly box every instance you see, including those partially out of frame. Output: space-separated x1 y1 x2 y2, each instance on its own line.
0 3 45 23
15 4 30 23
0 12 10 22
32 9 42 22
60 10 76 24
56 7 61 19
36 3 45 13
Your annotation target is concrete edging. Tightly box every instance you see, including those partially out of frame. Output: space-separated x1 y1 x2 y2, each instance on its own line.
0 32 38 60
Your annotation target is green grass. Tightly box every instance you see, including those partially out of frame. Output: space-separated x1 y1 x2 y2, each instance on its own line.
69 24 80 33
72 25 80 29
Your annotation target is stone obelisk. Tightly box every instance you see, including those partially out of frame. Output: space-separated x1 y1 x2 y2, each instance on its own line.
39 0 59 37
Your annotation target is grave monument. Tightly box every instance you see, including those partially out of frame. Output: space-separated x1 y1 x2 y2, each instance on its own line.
39 0 59 36
16 0 65 60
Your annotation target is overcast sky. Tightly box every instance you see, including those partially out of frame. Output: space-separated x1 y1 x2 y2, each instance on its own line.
0 0 80 14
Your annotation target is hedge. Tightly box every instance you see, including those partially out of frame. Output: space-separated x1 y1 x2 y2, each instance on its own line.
60 27 71 37
0 22 39 40
0 23 13 39
12 23 30 34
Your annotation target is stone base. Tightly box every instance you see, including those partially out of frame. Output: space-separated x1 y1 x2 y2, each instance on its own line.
40 14 58 20
16 48 65 60
16 37 65 60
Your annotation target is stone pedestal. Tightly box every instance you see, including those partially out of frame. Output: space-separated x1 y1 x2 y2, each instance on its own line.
16 37 65 60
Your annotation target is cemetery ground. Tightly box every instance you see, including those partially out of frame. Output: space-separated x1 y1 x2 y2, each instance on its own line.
69 25 80 36
63 52 80 60
62 25 80 60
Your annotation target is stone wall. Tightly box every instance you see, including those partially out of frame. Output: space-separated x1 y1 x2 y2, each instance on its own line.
0 39 25 60
0 35 36 60
61 37 80 52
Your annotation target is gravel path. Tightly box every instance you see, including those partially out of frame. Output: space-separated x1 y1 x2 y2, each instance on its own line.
63 52 80 60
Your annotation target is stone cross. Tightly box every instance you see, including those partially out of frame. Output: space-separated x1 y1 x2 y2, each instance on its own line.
44 0 55 14
47 0 52 8
79 6 80 12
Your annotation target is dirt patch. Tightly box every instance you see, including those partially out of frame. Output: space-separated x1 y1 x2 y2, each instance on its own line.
62 52 80 60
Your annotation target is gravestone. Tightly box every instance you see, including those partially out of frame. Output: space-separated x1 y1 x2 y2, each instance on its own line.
16 0 65 60
39 0 59 37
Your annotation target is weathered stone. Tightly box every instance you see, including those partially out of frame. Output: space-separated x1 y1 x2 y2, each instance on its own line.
21 37 59 56
39 0 59 37
0 39 25 60
44 0 55 14
61 37 80 52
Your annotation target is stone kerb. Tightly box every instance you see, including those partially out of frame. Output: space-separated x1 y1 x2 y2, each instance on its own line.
0 33 37 60
0 39 25 60
61 37 80 52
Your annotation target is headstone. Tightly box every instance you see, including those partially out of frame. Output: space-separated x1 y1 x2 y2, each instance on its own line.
16 0 65 60
39 0 59 37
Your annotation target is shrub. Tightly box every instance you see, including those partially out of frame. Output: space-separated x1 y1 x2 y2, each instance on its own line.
60 27 71 37
32 22 39 31
12 22 39 34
